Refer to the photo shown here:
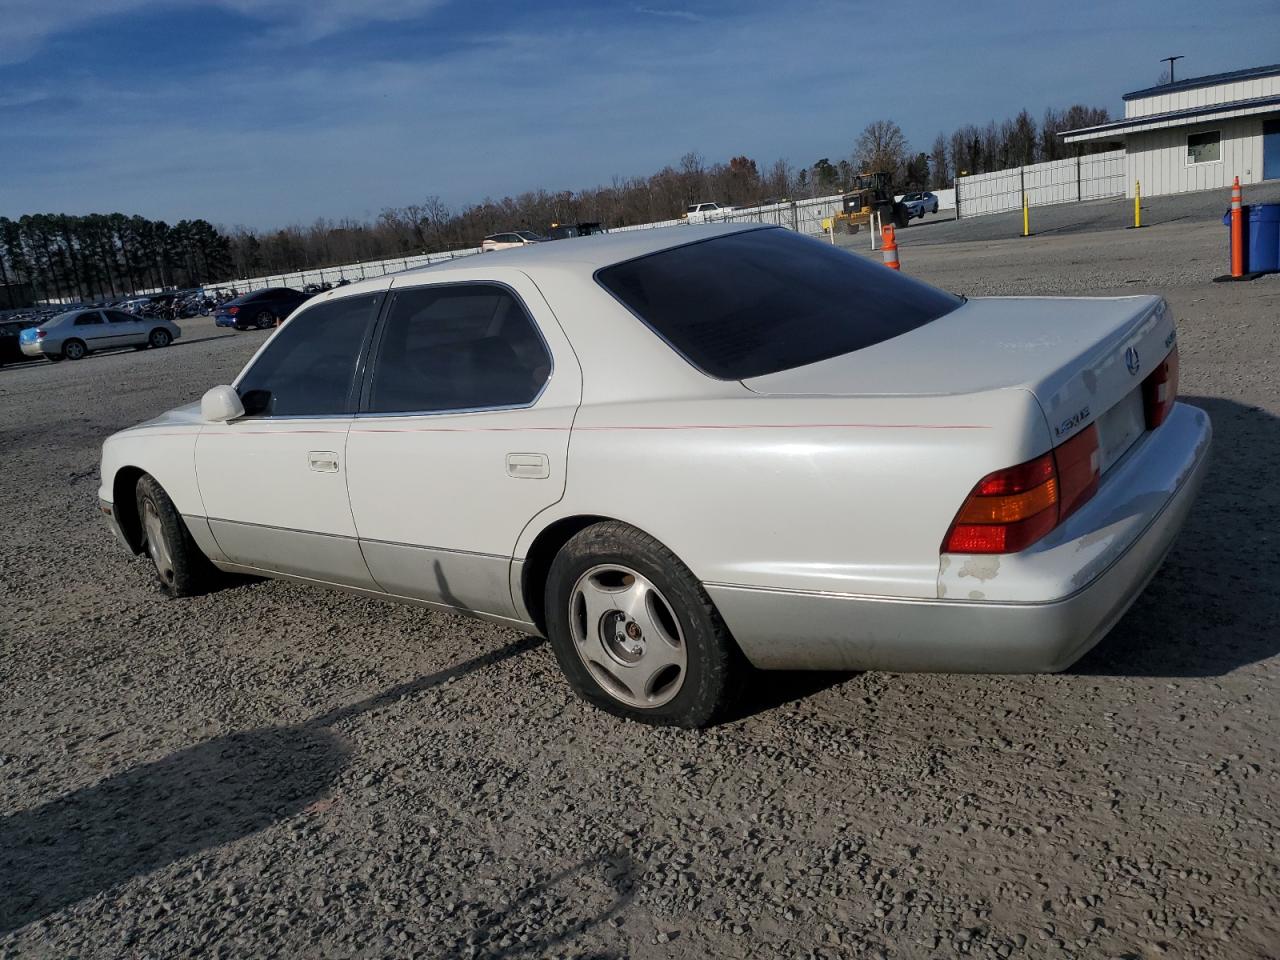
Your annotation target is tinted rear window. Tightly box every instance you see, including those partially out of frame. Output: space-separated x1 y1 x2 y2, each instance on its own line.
595 228 961 380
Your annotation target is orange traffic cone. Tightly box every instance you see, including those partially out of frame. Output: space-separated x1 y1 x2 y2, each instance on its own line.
1230 176 1244 279
881 223 900 270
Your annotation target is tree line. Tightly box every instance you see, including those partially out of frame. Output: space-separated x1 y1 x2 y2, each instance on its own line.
3 101 1114 301
0 214 232 306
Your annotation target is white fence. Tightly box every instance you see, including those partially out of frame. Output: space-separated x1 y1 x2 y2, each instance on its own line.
195 246 483 298
192 195 856 297
954 150 1125 218
169 187 973 299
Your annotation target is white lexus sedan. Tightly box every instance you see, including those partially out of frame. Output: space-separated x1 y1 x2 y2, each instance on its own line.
98 224 1211 728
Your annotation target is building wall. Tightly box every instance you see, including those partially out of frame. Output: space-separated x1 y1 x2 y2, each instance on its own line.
1126 74 1280 119
1123 116 1267 197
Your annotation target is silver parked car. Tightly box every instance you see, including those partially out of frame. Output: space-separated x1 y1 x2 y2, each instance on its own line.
20 308 181 362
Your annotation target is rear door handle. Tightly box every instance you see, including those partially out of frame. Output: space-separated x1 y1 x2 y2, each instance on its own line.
308 451 340 473
506 453 550 479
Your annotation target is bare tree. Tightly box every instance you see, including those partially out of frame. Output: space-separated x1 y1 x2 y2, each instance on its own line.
853 119 909 180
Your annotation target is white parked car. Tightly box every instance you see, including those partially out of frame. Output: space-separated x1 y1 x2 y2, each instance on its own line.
481 231 543 253
21 307 180 362
683 202 732 224
901 192 940 218
99 224 1210 728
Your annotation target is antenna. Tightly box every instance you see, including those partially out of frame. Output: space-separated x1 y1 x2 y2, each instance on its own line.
1161 55 1185 83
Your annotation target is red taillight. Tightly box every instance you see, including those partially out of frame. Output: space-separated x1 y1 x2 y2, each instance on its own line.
228 306 239 315
36 329 47 339
1142 345 1179 429
943 424 1101 555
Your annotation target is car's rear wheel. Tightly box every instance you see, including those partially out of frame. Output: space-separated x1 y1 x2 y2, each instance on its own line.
544 521 744 728
149 328 172 348
255 310 275 330
135 474 217 597
62 339 86 360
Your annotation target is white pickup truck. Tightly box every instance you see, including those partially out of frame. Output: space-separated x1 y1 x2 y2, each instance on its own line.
683 202 733 224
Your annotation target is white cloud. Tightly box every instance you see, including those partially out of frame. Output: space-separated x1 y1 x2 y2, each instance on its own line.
0 0 448 64
634 6 707 22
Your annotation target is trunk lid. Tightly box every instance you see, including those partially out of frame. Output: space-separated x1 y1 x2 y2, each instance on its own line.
742 294 1175 460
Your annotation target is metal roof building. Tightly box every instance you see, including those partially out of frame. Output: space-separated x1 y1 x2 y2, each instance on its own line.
1062 63 1280 198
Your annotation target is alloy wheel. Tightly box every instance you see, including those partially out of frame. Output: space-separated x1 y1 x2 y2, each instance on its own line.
568 564 687 708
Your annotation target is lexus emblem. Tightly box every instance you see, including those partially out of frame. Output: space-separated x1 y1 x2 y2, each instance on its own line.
1124 346 1140 376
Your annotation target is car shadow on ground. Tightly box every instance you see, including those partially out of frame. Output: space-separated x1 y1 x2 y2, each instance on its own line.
0 636 543 936
1074 395 1280 677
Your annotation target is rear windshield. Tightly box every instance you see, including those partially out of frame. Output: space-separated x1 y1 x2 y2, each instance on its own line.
595 228 961 380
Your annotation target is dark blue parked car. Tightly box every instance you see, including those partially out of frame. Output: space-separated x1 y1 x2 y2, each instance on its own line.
214 287 312 330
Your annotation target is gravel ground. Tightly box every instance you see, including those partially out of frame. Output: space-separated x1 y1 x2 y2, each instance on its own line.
3 210 1279 959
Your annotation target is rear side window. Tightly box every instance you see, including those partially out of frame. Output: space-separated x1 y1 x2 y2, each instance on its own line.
74 312 104 325
236 293 381 417
596 228 961 379
364 284 551 415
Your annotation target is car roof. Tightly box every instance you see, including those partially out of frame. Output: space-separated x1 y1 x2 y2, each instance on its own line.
414 223 766 277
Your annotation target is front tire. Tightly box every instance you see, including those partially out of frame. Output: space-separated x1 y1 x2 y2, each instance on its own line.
544 521 744 728
135 475 217 597
63 339 87 360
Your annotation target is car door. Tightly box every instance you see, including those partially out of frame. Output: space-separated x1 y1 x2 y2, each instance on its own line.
344 273 581 618
68 311 113 349
194 286 388 587
104 309 145 347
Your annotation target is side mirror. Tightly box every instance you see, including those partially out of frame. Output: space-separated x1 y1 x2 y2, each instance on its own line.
201 385 245 423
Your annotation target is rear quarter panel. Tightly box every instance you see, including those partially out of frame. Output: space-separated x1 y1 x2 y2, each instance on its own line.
520 390 1052 600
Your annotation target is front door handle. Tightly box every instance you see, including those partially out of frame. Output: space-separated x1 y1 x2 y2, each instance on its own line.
308 451 340 473
506 453 550 479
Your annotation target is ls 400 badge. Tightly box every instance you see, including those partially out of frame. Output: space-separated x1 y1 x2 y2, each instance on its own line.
1055 406 1091 438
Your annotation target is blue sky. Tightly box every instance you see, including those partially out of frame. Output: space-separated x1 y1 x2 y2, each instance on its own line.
1 0 1276 231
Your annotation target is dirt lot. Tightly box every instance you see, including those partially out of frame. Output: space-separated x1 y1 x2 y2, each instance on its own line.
3 204 1279 959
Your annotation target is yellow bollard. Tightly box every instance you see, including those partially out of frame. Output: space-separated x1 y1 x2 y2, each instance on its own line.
1127 181 1144 229
1021 193 1030 237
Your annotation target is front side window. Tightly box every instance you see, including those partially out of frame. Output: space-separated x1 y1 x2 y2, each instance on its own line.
1187 130 1220 164
364 283 551 415
596 227 962 380
236 293 382 417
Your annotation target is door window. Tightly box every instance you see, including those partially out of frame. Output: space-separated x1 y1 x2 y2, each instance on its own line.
235 293 382 417
74 312 104 326
106 310 136 323
364 284 551 415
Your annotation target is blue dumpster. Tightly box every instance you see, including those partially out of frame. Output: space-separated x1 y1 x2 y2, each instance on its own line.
1223 203 1280 273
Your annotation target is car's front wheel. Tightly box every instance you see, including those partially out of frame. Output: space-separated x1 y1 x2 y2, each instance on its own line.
135 474 218 597
544 521 744 728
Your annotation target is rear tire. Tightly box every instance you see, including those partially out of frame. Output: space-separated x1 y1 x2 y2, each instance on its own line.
135 474 218 597
544 521 745 728
149 328 172 348
63 339 87 360
255 310 275 330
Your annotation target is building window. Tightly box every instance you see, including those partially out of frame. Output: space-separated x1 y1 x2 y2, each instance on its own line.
1187 130 1221 165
